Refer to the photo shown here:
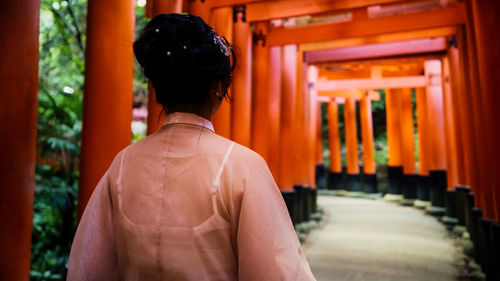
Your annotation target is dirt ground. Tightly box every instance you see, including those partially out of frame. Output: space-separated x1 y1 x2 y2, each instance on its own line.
302 196 463 281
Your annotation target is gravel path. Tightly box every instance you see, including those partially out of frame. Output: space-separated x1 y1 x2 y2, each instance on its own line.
302 196 461 281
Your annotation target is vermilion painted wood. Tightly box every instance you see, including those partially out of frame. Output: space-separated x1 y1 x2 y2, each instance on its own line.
305 37 446 63
360 92 376 174
469 0 500 220
146 0 183 135
294 50 309 185
210 0 267 9
344 98 360 174
78 0 135 219
328 101 342 173
424 61 447 171
154 0 182 15
302 26 457 52
231 10 252 147
441 56 459 190
268 46 282 183
145 0 153 18
307 65 320 187
247 0 411 22
316 102 324 165
386 89 403 167
0 1 40 280
279 45 298 190
400 88 416 175
416 88 430 176
189 0 211 23
251 22 271 161
210 7 233 139
318 90 380 101
316 76 427 91
446 46 467 186
267 3 466 46
456 22 486 212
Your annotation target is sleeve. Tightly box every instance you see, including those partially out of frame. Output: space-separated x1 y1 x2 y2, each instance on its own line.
234 156 316 281
66 171 119 281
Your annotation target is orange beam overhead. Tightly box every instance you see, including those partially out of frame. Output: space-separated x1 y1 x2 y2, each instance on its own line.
305 37 446 63
301 26 457 52
317 90 380 101
316 76 434 91
246 0 409 22
210 0 267 9
267 3 466 46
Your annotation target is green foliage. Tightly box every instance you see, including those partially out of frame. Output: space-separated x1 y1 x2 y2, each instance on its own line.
33 1 149 280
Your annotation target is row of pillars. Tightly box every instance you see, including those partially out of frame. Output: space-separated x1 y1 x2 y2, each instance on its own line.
323 94 378 194
2 0 500 280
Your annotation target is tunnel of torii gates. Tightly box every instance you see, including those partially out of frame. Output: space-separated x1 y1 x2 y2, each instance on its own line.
2 0 500 279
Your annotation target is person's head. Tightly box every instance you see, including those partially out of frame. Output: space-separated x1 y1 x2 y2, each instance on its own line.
133 13 234 119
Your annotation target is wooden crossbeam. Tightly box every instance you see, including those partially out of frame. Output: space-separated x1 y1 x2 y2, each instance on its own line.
301 27 457 52
209 0 267 9
246 0 410 22
317 90 381 101
267 3 466 46
305 37 446 63
316 76 441 91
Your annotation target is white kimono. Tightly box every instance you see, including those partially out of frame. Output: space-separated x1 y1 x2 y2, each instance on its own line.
67 112 316 281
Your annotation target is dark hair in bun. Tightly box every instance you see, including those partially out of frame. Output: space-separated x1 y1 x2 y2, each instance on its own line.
133 13 235 108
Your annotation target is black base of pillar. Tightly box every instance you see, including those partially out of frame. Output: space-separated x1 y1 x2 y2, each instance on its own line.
442 190 458 226
281 190 296 225
465 193 477 237
478 219 494 280
491 223 500 281
455 186 471 226
388 166 403 194
417 175 431 201
346 173 362 192
328 171 343 190
429 170 447 208
315 164 327 189
293 185 304 224
302 186 311 222
310 188 317 214
402 174 418 201
470 208 482 261
363 173 378 194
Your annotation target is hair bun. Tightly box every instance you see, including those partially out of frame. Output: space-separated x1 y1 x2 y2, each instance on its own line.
133 13 234 107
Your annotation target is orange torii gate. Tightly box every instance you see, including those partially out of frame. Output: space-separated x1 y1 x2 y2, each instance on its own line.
3 0 500 280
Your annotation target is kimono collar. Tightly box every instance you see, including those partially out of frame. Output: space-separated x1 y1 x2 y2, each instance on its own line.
162 112 215 133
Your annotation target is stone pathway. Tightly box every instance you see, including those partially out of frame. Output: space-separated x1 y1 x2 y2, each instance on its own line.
302 196 462 281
